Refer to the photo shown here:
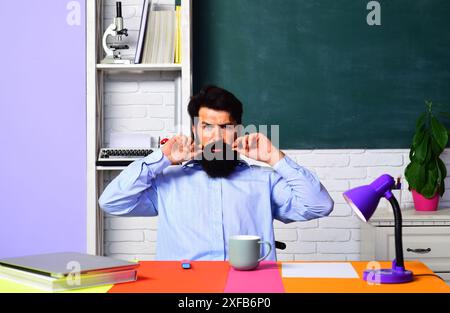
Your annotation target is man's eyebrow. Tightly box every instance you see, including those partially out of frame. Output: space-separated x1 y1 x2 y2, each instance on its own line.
202 122 235 127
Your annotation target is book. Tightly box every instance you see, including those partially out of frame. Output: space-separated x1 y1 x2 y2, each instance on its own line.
173 6 179 63
161 10 176 64
175 5 181 64
152 10 162 63
142 10 157 63
141 6 177 64
134 0 153 64
0 252 139 292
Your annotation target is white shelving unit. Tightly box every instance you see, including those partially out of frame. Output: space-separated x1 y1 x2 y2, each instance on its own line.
96 166 128 171
96 63 182 71
86 0 192 255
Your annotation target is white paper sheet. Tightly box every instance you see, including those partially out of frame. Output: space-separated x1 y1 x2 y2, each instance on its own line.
281 262 359 279
109 132 153 148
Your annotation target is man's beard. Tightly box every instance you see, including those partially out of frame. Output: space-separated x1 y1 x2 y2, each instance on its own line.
198 140 239 178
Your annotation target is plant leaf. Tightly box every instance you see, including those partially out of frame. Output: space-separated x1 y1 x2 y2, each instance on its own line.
439 180 445 197
431 116 448 150
409 144 415 161
418 163 438 198
430 137 444 156
437 157 447 179
428 162 438 185
421 179 437 198
412 128 426 148
415 133 429 163
405 162 418 189
436 159 445 197
405 161 426 190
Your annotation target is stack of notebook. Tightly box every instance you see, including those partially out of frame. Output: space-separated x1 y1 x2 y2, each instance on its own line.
0 252 139 292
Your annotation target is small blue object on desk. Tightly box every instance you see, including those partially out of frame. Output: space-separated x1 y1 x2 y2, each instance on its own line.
181 260 191 269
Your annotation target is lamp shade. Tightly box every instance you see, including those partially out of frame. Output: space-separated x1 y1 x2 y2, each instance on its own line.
343 174 395 222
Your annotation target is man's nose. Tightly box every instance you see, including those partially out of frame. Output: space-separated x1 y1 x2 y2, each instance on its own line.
211 126 224 142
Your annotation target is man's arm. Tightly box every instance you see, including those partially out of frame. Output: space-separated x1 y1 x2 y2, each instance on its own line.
270 156 334 223
232 132 334 223
99 135 198 216
98 149 171 216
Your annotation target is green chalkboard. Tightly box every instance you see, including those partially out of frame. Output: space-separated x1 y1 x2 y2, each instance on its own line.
193 0 450 149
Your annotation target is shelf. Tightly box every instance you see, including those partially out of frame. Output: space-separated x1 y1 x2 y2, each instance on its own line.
370 208 450 222
96 63 182 72
96 166 127 171
87 0 193 255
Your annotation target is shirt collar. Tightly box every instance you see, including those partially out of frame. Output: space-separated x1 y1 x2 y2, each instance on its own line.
182 158 250 170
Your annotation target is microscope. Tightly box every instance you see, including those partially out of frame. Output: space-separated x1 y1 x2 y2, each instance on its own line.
101 2 131 64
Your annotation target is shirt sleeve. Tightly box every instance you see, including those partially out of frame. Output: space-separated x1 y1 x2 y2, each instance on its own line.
98 149 172 217
270 155 334 223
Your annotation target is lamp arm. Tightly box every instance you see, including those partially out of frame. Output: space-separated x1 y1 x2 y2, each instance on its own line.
387 195 405 268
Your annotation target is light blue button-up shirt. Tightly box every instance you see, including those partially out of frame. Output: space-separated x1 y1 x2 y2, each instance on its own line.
98 149 334 261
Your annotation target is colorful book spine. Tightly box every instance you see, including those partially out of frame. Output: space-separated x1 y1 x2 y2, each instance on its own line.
175 5 181 64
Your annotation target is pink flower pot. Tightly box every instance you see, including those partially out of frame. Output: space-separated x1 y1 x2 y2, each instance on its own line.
411 189 440 211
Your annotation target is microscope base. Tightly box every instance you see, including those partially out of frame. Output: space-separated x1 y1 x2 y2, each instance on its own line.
101 55 132 65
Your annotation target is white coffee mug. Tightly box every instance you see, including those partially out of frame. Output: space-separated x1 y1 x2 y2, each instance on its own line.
228 235 272 271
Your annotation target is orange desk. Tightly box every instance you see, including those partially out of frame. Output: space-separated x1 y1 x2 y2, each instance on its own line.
109 261 450 293
0 261 449 293
281 261 450 293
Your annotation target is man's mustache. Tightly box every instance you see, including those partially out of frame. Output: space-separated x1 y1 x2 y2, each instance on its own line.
197 141 238 161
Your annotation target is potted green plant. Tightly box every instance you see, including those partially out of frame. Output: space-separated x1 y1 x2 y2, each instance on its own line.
404 101 448 211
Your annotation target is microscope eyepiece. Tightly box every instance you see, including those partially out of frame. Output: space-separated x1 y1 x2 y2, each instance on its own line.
116 2 122 18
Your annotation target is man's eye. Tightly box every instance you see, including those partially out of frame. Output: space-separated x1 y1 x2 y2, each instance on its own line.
203 125 214 130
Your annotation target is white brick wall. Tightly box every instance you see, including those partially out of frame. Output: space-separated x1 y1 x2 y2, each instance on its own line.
101 1 450 263
103 72 178 144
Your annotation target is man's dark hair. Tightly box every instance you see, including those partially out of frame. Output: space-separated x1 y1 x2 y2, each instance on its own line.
187 85 243 125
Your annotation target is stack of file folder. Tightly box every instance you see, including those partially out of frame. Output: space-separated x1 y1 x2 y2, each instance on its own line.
0 252 139 292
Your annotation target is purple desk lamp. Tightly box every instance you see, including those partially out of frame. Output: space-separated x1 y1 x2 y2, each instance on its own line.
343 174 413 284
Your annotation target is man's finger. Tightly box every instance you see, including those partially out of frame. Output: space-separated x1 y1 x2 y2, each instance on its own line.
243 135 249 152
232 137 243 150
187 136 193 146
189 143 202 160
189 142 200 152
247 134 259 160
249 133 258 149
232 137 243 149
180 135 188 147
234 135 249 156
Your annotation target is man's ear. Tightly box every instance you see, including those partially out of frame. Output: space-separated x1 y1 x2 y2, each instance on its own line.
191 124 200 144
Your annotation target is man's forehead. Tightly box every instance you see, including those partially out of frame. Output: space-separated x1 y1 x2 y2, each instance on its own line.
197 108 235 124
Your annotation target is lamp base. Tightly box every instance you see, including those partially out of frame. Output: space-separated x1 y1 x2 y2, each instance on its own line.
363 268 413 284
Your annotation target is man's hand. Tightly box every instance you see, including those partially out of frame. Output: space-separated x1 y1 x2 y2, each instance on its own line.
161 135 201 165
232 133 285 166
